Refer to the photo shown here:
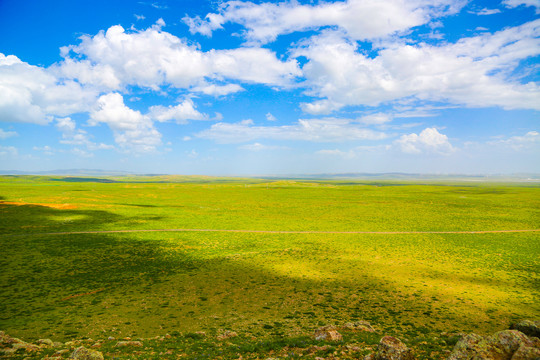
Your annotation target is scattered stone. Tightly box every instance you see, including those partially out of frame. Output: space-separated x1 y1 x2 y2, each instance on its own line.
107 336 115 341
37 339 54 347
313 325 343 342
115 340 143 347
217 330 238 341
342 321 376 332
447 330 540 360
365 336 415 360
16 342 40 351
510 320 540 338
69 346 104 360
55 349 70 355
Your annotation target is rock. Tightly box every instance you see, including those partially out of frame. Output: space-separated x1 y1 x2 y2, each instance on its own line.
511 343 540 360
493 330 530 355
313 325 343 342
511 320 540 338
447 330 540 360
69 346 104 360
55 349 70 355
366 336 415 360
217 330 238 341
11 341 40 352
343 321 376 332
37 339 54 347
115 340 143 347
107 336 115 341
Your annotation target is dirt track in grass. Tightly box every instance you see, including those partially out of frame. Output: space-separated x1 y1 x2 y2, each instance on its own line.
5 228 540 236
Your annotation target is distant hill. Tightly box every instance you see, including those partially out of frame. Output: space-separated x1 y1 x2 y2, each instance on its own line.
0 169 135 176
0 169 538 181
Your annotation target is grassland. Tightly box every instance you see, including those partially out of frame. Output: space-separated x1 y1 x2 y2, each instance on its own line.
0 175 539 358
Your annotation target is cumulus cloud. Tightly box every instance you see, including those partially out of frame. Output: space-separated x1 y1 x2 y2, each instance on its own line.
58 23 300 91
394 127 454 154
55 117 113 151
90 93 161 152
197 118 387 143
184 0 466 44
265 112 277 121
0 54 96 124
149 99 208 123
295 20 540 113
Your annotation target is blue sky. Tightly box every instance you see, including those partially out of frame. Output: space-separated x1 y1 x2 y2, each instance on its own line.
0 0 538 175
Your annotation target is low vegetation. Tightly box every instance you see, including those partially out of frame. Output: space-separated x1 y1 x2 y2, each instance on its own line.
0 175 538 358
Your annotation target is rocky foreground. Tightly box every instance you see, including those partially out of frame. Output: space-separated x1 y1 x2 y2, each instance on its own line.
1 320 538 359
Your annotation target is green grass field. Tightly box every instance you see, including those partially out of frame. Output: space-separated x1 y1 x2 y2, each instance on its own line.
0 175 539 358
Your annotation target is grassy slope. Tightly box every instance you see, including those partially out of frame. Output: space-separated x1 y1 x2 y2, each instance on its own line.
0 176 538 358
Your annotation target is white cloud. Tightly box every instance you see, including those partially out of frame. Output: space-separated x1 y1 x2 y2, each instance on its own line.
191 83 244 96
0 54 96 124
265 112 277 121
197 118 387 143
502 0 540 13
239 142 288 151
90 93 161 152
33 145 54 155
55 117 113 151
394 127 454 154
149 99 208 123
296 20 540 113
71 148 94 158
301 99 344 116
358 113 392 125
52 58 122 91
0 129 17 139
184 0 466 44
472 8 502 15
59 23 300 91
487 131 540 150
